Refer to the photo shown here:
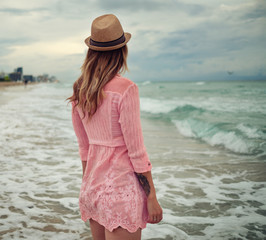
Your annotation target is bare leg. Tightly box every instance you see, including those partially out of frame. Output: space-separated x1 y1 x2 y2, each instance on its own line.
105 227 141 240
89 219 105 240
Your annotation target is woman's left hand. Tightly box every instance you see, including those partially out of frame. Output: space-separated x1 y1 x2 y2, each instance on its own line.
147 196 163 224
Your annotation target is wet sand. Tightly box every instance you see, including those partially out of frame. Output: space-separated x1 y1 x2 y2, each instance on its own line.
141 117 266 239
0 81 23 89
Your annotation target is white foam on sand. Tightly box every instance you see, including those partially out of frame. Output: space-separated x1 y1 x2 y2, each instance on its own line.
150 164 266 239
0 83 90 239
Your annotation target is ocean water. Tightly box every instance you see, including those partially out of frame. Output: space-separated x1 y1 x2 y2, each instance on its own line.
0 80 265 240
139 81 266 157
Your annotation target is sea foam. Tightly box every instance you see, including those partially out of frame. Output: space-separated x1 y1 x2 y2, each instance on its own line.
139 96 265 156
172 119 256 154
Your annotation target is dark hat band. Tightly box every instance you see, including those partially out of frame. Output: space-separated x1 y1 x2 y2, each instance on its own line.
90 34 125 48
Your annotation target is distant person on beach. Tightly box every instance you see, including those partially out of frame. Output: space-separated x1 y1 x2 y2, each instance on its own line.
24 79 28 88
67 14 162 240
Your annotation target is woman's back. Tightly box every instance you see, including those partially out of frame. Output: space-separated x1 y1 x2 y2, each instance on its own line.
74 75 134 146
72 74 151 172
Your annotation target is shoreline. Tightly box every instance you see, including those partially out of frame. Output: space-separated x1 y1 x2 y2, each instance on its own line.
0 81 39 89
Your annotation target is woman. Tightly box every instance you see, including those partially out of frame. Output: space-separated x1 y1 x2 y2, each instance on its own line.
67 14 163 240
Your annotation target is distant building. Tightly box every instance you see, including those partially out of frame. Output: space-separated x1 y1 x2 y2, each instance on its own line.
37 74 50 82
37 75 43 82
16 67 23 75
49 76 57 82
9 67 23 81
3 67 57 83
43 74 49 82
0 71 5 81
23 75 34 82
9 72 21 81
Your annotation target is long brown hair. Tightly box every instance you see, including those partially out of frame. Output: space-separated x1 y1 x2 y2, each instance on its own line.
67 45 128 119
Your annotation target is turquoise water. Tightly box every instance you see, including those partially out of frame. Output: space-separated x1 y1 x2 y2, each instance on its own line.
138 80 266 158
0 80 265 239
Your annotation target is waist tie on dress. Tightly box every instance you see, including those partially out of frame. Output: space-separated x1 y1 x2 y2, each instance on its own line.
88 137 125 147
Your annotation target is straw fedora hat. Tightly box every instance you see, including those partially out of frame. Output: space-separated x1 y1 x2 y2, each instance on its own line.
85 14 131 51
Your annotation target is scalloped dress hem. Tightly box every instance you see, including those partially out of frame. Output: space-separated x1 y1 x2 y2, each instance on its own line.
81 215 147 233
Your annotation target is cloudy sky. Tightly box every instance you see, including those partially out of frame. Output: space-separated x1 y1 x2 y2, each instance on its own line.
0 0 265 82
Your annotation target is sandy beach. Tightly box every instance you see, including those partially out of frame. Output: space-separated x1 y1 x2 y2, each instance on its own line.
0 81 40 89
0 81 23 88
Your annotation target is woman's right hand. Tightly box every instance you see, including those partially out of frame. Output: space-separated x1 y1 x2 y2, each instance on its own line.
147 196 163 224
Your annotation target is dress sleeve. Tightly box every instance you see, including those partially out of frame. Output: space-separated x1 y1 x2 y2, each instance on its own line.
119 84 152 173
71 102 89 161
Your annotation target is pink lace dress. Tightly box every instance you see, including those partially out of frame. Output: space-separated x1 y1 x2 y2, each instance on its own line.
71 75 152 232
